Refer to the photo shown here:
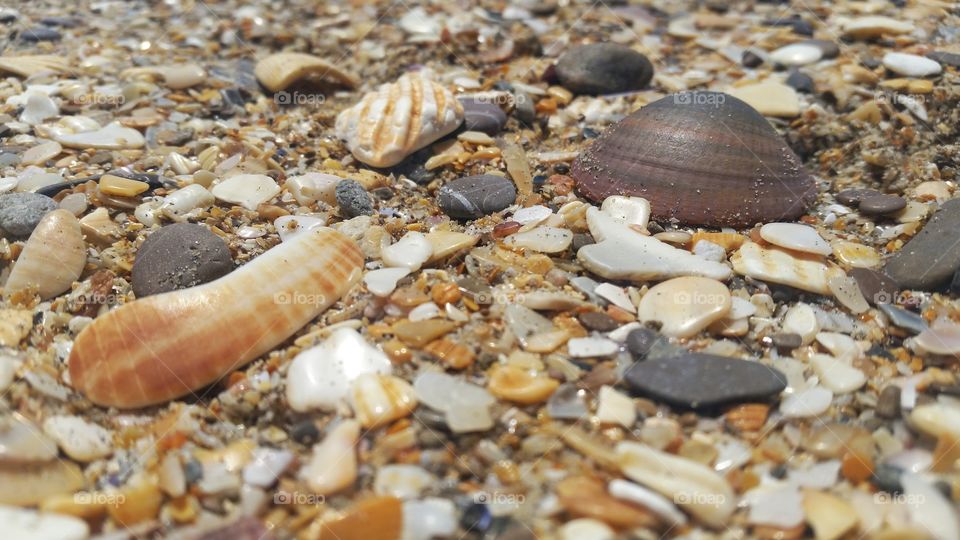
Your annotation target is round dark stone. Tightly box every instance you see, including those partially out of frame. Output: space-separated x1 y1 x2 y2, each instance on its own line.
40 16 81 28
555 43 653 95
785 70 815 93
335 179 373 218
459 98 508 135
876 385 901 419
289 419 320 445
460 502 493 533
859 194 906 216
771 333 803 351
765 17 814 36
849 267 899 306
0 192 58 237
624 352 787 410
625 327 659 360
512 91 536 125
571 232 595 251
20 27 61 41
131 223 234 297
928 51 960 68
742 50 764 68
438 175 517 220
884 199 960 290
872 463 904 494
577 311 619 332
183 459 203 485
836 188 881 206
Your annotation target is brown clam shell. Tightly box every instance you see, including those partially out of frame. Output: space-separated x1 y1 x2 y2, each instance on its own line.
572 92 817 227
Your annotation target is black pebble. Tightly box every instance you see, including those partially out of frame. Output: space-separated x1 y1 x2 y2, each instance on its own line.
459 98 508 135
872 463 904 494
577 311 619 332
786 70 815 93
625 327 659 360
20 27 61 41
438 175 517 220
335 179 374 217
742 50 764 68
290 419 320 444
555 43 653 95
131 223 234 297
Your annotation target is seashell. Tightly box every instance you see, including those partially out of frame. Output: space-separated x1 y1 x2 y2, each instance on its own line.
120 63 206 90
335 71 464 167
0 55 70 78
254 52 359 93
300 420 360 496
732 242 838 295
5 209 85 300
48 122 146 150
69 227 363 408
572 92 816 227
350 373 418 428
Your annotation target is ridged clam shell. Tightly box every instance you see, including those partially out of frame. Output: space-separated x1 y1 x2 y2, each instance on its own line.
5 209 86 300
0 55 70 78
254 52 359 92
69 227 363 408
572 92 816 227
335 71 464 167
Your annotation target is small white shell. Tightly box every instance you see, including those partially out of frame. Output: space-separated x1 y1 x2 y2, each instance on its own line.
335 71 464 167
5 209 85 300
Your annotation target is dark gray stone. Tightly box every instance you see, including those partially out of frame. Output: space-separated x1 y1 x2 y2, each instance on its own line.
771 333 803 351
806 39 840 59
876 385 901 419
0 192 58 237
131 223 234 297
512 91 536 125
849 267 899 305
624 353 787 409
742 50 764 68
577 311 618 332
546 384 589 419
927 51 960 68
459 98 507 134
20 27 61 41
884 199 960 290
555 43 653 95
625 327 658 359
837 188 881 206
878 304 928 334
335 179 373 217
872 463 904 494
785 70 815 93
438 175 516 220
859 194 906 216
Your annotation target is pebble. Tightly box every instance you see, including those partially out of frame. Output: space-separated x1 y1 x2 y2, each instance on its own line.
42 416 112 462
600 195 650 230
364 267 411 297
554 43 653 95
849 267 898 305
512 205 552 226
577 311 619 332
927 51 960 69
836 188 880 206
547 384 589 419
20 141 61 166
459 98 508 134
827 274 870 314
742 49 764 68
769 43 822 66
636 277 731 338
915 322 960 355
579 208 732 282
210 174 281 210
802 491 858 540
131 223 233 297
594 283 634 312
402 498 458 540
242 448 293 488
52 122 146 150
782 303 820 345
727 80 800 117
437 175 517 220
809 354 866 394
842 16 914 39
286 172 341 206
806 39 840 59
425 230 478 263
771 332 803 351
413 371 495 432
625 327 659 359
882 52 942 77
785 70 816 93
1 505 88 540
567 336 618 358
505 226 572 253
558 518 614 540
381 231 433 271
274 215 325 243
374 464 434 499
596 385 636 428
624 352 787 409
487 364 559 405
876 385 901 419
884 199 960 290
858 194 906 216
335 179 374 217
732 242 834 295
832 240 880 268
608 479 687 527
0 414 58 464
285 328 392 412
878 304 928 334
20 27 61 41
901 474 960 540
299 420 360 495
350 373 418 428
780 386 833 418
759 223 831 255
159 184 215 221
0 192 58 237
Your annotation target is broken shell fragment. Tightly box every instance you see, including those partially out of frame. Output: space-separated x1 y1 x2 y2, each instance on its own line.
572 92 816 227
5 209 86 300
0 55 71 78
731 242 836 295
254 52 359 92
335 71 464 167
69 227 363 408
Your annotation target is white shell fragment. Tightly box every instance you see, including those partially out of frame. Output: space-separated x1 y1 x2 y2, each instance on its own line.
505 226 573 253
335 71 464 167
567 337 619 358
49 122 145 150
285 172 341 206
381 231 433 271
782 303 820 345
809 354 866 394
759 223 831 256
299 420 360 495
732 242 836 295
769 43 823 66
160 184 215 221
413 371 495 433
596 386 636 428
254 52 359 92
211 174 281 210
579 208 732 282
121 63 206 89
600 195 651 230
637 277 732 338
42 415 112 462
273 215 326 242
285 328 392 412
364 267 411 297
609 479 687 527
780 386 833 418
0 505 89 540
882 52 942 77
20 92 59 125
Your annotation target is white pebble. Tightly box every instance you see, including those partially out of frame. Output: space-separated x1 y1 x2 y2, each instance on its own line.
780 386 833 418
608 479 687 527
20 92 59 125
211 174 281 211
364 267 410 297
42 415 112 462
285 172 341 206
402 498 458 540
760 223 831 256
558 518 615 540
512 205 552 225
409 302 441 321
810 354 866 394
600 195 650 230
160 184 214 221
782 303 820 344
567 336 619 358
381 231 433 271
374 464 435 499
693 239 726 262
769 43 823 66
0 505 88 540
505 226 573 253
883 52 942 77
595 385 636 428
242 448 293 488
815 332 861 361
594 283 634 312
413 371 494 433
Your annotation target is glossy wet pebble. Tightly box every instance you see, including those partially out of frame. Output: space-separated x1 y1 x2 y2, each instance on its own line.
769 43 822 66
131 223 234 297
0 192 57 237
858 194 906 216
882 52 942 77
624 353 787 409
554 43 653 95
884 199 960 290
459 98 507 134
438 175 516 220
636 277 732 338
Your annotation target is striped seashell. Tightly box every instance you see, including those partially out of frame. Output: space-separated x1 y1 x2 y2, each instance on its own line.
69 227 363 408
0 55 71 78
5 209 86 300
254 52 359 93
335 71 464 167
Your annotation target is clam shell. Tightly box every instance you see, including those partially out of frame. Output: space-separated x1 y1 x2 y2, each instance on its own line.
572 92 816 227
254 52 359 92
69 227 363 408
0 55 70 78
5 209 86 300
335 71 464 167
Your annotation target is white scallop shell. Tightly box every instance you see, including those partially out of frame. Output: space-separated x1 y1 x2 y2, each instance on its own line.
335 71 464 167
5 209 86 300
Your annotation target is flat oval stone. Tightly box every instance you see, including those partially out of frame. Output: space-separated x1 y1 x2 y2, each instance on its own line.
131 223 234 297
882 52 942 77
836 188 880 206
859 194 906 216
759 223 831 256
624 353 787 410
785 70 815 93
459 98 507 134
0 192 58 237
438 175 517 220
927 51 960 68
555 43 653 95
636 277 731 338
884 199 960 290
769 43 822 66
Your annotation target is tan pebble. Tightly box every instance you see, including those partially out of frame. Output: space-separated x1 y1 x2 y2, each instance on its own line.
0 309 34 347
828 274 869 314
653 231 691 245
913 181 951 201
457 130 496 146
678 438 719 466
350 373 418 428
728 80 800 117
425 230 478 263
20 141 61 166
254 52 359 92
636 277 731 338
801 490 858 540
895 201 929 223
0 460 86 506
831 241 880 268
424 338 475 369
690 231 745 251
382 339 412 363
300 420 360 495
308 496 402 540
391 319 457 348
166 495 200 523
79 206 121 246
725 403 769 432
555 475 660 529
430 282 462 305
487 364 559 405
107 477 163 526
596 386 636 428
5 210 85 300
732 242 837 295
99 174 149 197
40 491 108 520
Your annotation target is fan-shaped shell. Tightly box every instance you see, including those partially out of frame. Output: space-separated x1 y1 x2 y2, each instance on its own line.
335 71 464 168
5 209 86 300
572 92 817 227
254 52 359 92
